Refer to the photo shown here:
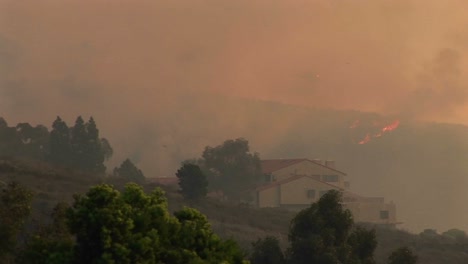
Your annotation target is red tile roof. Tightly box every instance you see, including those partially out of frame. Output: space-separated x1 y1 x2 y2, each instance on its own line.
261 159 346 175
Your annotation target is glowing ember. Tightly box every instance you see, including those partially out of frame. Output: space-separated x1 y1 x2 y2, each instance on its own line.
349 120 360 129
381 120 400 132
358 133 371 144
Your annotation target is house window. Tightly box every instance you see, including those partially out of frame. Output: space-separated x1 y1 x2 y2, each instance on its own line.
323 175 339 182
307 189 316 199
380 210 389 219
310 174 321 181
264 174 273 182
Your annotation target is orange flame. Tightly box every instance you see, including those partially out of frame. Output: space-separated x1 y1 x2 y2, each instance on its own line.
349 119 360 129
381 120 400 132
358 133 371 144
354 119 400 145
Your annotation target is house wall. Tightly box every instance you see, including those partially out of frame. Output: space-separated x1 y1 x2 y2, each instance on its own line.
270 160 347 189
258 186 280 207
257 178 398 225
257 160 398 225
344 200 397 225
280 177 340 205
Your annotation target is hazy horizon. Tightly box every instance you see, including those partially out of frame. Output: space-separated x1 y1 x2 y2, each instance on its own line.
2 0 468 233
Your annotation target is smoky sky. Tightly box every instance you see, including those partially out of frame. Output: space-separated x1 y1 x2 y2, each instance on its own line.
2 0 468 119
1 0 468 232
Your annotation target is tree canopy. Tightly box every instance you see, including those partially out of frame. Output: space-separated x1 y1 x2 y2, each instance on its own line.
201 138 262 200
249 236 285 264
0 182 33 261
49 116 112 173
288 190 377 264
67 183 246 264
387 246 418 264
176 163 208 201
113 159 146 184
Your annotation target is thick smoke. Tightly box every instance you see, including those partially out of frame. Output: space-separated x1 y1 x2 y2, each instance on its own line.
1 0 468 232
2 0 468 118
398 48 467 120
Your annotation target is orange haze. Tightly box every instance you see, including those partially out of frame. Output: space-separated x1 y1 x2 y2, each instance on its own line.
2 0 468 233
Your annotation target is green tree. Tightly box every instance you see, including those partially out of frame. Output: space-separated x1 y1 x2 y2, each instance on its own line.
0 182 33 261
84 117 106 173
67 183 245 263
100 138 113 161
70 116 88 170
16 123 49 160
201 138 262 200
387 246 418 264
18 203 74 264
67 184 135 263
442 228 467 243
250 236 285 264
176 163 208 201
288 190 376 264
51 116 112 173
113 159 146 184
49 116 71 166
0 118 21 157
348 227 377 264
171 207 245 264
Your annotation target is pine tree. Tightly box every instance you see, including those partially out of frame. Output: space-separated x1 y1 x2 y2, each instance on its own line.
85 117 105 173
113 159 146 184
49 117 71 166
70 116 87 169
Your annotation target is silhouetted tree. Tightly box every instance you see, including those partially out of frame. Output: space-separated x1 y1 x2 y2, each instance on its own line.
49 117 71 166
16 123 49 160
348 227 377 264
0 182 33 261
201 138 262 200
18 203 74 264
83 117 106 173
0 118 22 157
176 163 208 201
442 228 468 243
49 116 111 173
100 138 113 161
387 246 418 264
70 116 87 169
113 159 146 184
250 236 285 264
288 190 377 264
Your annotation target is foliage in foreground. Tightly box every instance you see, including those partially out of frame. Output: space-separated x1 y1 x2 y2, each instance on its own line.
0 182 33 261
387 246 418 264
69 184 245 263
176 163 208 201
249 236 285 264
17 183 246 264
287 190 377 264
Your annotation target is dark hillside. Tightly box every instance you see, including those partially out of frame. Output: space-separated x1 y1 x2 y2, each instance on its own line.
130 95 468 232
196 98 468 233
2 157 468 264
0 157 102 223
